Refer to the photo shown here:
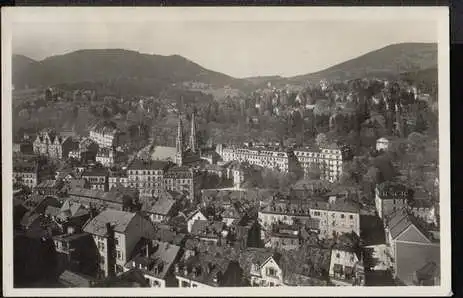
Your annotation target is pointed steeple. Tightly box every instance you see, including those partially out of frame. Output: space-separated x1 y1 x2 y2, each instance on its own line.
176 116 184 166
189 112 197 153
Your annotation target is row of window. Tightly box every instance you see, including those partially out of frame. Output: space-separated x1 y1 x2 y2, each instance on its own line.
128 170 163 175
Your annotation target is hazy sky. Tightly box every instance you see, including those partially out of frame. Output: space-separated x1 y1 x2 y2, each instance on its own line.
11 10 439 78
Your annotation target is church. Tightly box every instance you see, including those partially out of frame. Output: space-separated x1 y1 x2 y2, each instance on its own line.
175 112 201 167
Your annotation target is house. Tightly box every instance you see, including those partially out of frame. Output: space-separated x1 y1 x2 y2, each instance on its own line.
174 253 243 287
33 129 75 159
221 205 242 227
35 179 64 197
123 240 182 287
81 167 109 192
376 136 399 152
239 248 284 287
328 248 365 286
96 147 116 167
186 209 207 233
53 199 90 231
384 209 440 285
144 195 177 223
53 230 99 277
375 181 410 219
266 224 300 251
83 210 156 277
259 194 360 240
108 170 129 190
13 161 38 189
89 121 120 148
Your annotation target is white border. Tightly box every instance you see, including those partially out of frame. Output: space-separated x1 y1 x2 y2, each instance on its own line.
1 7 451 297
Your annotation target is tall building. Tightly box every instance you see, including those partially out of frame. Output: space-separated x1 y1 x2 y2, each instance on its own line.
189 112 197 153
175 118 184 166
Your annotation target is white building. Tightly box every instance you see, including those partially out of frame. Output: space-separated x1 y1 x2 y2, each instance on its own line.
329 248 365 286
89 121 120 149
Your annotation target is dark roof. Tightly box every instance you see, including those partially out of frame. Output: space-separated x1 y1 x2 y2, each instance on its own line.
387 209 430 241
145 197 176 216
127 159 171 171
81 167 109 177
20 211 41 227
68 187 105 199
83 210 138 236
191 220 224 238
102 186 139 204
59 270 93 287
125 241 181 279
174 253 231 286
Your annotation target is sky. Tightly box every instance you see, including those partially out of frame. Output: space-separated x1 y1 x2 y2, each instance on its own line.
10 9 439 78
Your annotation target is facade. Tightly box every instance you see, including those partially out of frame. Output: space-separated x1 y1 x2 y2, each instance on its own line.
33 129 75 159
108 170 129 190
384 209 440 285
81 168 109 192
259 195 360 239
13 161 38 189
89 121 120 148
375 181 410 219
96 147 116 167
294 145 351 182
164 166 198 202
83 210 156 277
217 145 298 173
246 251 284 287
266 224 300 251
329 249 365 286
127 159 171 199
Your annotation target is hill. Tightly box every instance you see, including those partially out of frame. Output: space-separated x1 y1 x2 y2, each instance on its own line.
12 49 247 94
288 43 438 84
12 55 37 88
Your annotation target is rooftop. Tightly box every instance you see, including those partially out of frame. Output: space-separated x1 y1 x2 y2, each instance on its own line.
83 210 138 236
144 197 176 216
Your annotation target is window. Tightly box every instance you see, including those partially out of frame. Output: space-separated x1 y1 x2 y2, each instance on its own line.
349 215 354 220
192 284 198 287
336 253 340 258
117 250 122 260
267 267 276 277
341 214 345 219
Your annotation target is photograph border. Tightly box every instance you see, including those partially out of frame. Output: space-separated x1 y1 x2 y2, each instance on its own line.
1 6 451 297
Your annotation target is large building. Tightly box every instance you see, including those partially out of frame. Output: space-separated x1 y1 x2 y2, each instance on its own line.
294 144 352 182
126 159 199 201
13 161 38 189
33 129 75 159
83 210 156 277
375 181 410 219
216 144 299 173
259 194 361 239
89 121 120 149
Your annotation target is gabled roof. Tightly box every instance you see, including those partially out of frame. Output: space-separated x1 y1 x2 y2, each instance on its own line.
83 210 138 236
387 209 430 242
145 197 176 216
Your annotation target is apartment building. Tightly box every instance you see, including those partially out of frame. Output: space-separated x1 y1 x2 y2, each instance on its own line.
13 161 38 189
375 181 410 219
89 121 120 149
81 167 109 192
83 210 156 277
127 160 171 199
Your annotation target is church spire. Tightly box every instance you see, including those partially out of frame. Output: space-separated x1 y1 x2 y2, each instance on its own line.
176 116 184 166
189 112 197 153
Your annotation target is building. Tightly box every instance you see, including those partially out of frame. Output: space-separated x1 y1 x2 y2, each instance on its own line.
33 129 75 159
81 167 109 192
294 144 352 182
89 121 120 148
175 113 201 167
259 194 360 239
221 205 242 227
409 198 437 225
77 138 99 162
266 224 300 251
376 136 399 152
124 240 182 287
53 230 99 277
144 195 177 223
108 170 129 190
384 209 440 285
83 210 156 277
174 253 243 287
239 249 284 287
127 159 171 199
186 209 207 233
13 140 34 154
164 166 198 202
35 179 64 197
375 181 410 219
190 220 226 245
13 161 38 189
96 147 116 167
217 144 299 173
328 248 365 286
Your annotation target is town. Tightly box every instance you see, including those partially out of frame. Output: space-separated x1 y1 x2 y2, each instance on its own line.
11 71 441 288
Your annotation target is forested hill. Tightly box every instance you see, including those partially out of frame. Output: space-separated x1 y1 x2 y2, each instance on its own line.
288 43 438 84
12 49 248 93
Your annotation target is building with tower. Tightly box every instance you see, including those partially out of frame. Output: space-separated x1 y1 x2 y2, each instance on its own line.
175 113 201 167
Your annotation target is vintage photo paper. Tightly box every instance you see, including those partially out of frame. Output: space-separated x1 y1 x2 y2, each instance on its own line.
2 6 451 297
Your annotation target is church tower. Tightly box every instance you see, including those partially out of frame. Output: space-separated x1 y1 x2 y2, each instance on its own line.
189 112 197 153
175 117 184 166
